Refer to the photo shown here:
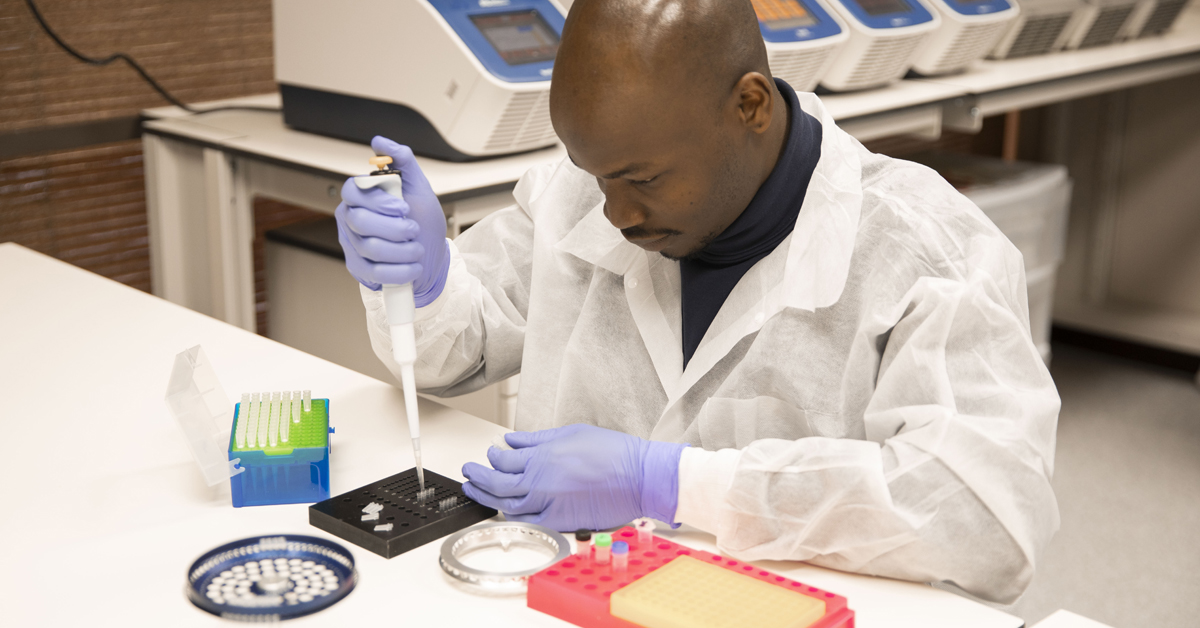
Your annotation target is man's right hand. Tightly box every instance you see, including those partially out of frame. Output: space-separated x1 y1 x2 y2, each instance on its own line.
335 136 450 307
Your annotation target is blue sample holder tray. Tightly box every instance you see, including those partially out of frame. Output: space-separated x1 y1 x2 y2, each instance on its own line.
228 396 333 508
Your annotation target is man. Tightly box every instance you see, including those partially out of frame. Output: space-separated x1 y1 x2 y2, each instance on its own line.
335 0 1059 603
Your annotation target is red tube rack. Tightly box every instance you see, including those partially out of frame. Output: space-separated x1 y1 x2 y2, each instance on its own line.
527 526 854 628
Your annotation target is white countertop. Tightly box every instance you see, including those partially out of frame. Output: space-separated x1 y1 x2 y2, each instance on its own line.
142 103 567 198
0 242 1022 626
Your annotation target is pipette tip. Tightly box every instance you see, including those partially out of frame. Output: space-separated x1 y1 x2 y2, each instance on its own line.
412 439 426 492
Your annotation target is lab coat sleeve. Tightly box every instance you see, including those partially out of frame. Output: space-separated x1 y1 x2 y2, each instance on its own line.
361 168 548 395
676 268 1061 604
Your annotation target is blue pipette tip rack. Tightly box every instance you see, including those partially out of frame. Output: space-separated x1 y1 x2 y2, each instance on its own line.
228 398 332 508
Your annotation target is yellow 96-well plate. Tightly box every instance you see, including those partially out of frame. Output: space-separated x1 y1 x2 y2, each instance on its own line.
610 555 826 628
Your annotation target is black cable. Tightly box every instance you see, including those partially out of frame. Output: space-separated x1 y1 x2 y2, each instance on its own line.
25 0 280 115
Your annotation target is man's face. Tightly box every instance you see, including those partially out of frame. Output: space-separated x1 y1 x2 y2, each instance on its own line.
553 85 750 260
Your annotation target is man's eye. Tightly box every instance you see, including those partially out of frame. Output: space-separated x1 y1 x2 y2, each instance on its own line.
632 176 658 185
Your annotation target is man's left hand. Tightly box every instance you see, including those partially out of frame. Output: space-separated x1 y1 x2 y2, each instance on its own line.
461 424 687 532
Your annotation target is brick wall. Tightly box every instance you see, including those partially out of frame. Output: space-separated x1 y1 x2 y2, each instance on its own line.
0 139 151 289
0 0 298 333
1 0 274 131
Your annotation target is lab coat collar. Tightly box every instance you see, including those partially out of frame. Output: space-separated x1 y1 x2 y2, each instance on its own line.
553 198 639 275
554 92 863 404
779 91 864 313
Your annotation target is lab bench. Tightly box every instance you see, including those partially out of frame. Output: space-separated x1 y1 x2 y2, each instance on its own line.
0 242 1024 626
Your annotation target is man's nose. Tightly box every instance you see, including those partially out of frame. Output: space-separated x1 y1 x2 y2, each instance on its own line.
600 181 646 230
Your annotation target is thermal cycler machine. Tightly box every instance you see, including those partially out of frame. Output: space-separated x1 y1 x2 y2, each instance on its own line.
275 0 567 162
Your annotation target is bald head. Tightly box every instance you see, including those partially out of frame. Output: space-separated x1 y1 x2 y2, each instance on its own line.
554 0 771 113
549 0 792 261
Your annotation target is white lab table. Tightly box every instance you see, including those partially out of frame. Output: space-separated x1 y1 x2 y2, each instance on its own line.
0 242 1022 627
1031 610 1116 628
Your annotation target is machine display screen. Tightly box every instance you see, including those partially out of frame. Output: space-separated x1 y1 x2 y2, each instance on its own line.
470 10 560 65
855 0 913 16
751 0 818 30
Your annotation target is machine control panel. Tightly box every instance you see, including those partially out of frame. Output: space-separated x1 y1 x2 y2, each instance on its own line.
942 0 1013 16
753 0 844 41
837 0 936 28
430 0 565 82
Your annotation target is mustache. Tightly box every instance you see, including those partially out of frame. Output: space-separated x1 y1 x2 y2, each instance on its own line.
621 227 682 240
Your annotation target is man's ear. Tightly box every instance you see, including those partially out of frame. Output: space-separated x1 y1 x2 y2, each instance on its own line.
734 72 775 135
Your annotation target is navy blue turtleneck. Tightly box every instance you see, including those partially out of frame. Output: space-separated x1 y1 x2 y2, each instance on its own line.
679 79 821 367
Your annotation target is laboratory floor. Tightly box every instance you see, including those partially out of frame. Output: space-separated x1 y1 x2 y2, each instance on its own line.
1002 343 1200 628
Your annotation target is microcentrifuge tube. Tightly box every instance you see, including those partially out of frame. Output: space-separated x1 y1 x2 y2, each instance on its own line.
292 390 302 423
636 518 656 545
593 533 612 565
303 390 311 412
575 530 592 559
612 541 629 572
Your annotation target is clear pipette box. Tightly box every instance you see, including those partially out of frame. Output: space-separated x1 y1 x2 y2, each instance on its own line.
228 397 333 508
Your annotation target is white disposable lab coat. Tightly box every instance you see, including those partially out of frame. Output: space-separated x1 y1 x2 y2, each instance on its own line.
362 92 1060 603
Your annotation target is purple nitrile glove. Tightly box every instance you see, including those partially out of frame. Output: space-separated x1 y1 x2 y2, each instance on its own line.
335 136 450 307
461 424 687 532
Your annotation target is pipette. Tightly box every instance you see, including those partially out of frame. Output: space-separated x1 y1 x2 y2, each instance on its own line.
354 155 426 492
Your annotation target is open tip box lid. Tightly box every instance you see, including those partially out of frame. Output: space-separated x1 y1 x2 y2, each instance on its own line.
164 345 245 486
